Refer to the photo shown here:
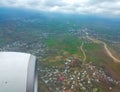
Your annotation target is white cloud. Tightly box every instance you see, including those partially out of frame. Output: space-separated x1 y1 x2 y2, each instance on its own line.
0 0 120 17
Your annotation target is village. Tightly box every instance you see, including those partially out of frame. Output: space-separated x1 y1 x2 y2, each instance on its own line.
0 40 46 57
39 58 120 92
0 28 120 92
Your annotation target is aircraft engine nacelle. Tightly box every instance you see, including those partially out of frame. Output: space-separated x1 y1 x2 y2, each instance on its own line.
0 52 38 92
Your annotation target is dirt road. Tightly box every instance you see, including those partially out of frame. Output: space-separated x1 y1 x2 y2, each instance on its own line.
80 42 87 64
86 35 120 63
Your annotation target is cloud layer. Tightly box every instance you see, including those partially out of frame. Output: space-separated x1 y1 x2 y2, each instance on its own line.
0 0 120 17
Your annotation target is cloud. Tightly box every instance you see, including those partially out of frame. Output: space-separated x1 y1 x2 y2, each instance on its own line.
0 0 120 17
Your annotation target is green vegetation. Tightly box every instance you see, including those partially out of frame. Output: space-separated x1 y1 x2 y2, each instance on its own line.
43 34 85 65
0 8 120 92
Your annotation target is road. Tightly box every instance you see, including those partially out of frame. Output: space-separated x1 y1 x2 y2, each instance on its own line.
80 42 87 64
86 32 120 63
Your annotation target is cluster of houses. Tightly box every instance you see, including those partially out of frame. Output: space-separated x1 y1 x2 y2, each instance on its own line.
0 40 46 57
39 59 120 92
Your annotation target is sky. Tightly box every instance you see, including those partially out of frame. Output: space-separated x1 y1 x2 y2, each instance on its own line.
0 0 120 17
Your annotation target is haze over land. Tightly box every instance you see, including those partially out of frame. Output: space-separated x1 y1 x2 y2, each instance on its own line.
0 0 120 92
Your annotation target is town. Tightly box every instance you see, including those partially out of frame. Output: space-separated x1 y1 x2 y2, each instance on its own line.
39 58 120 92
